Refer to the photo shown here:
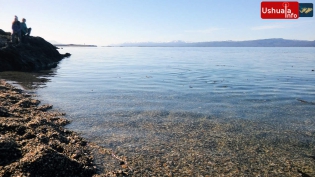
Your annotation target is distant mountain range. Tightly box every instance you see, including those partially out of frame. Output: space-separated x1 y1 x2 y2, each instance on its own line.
107 38 315 47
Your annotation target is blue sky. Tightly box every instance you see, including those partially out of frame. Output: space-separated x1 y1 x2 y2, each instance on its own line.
1 0 314 45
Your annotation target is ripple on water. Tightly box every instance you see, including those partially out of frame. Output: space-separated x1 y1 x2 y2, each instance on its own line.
5 47 314 176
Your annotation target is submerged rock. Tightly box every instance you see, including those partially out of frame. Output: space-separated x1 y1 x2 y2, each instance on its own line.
0 29 70 72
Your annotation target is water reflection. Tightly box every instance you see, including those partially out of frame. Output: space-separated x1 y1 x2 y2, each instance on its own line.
0 68 57 90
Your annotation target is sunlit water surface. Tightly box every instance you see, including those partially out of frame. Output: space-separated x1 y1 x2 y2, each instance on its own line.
2 47 315 175
36 47 315 126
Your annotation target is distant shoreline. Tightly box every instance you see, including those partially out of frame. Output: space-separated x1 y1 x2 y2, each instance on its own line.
54 38 315 48
105 38 315 47
54 44 97 47
57 45 315 48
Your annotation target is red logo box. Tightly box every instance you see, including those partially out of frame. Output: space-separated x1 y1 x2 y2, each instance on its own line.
261 1 299 19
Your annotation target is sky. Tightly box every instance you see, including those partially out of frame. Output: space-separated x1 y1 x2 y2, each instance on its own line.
1 0 314 46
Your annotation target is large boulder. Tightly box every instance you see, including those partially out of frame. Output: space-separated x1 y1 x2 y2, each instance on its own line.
0 29 70 72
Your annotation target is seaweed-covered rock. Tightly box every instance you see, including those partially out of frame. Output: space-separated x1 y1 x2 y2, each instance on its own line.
0 106 10 117
0 80 96 176
0 139 22 166
0 29 70 72
0 81 133 176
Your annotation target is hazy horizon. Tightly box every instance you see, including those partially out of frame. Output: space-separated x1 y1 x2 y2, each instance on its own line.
49 38 315 46
1 0 314 46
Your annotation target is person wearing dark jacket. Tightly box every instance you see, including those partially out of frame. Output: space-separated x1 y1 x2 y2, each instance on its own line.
21 18 32 37
11 16 21 44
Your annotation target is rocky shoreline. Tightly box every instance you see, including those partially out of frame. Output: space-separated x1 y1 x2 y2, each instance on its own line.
0 29 134 176
0 80 132 176
0 29 70 72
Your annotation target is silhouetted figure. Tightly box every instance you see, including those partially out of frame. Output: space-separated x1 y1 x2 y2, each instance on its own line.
21 18 32 42
11 16 21 44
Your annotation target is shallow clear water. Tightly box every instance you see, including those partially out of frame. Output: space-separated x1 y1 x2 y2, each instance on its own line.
1 47 315 175
34 47 315 119
2 47 315 136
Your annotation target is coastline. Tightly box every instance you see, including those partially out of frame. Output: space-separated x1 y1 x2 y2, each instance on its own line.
0 80 132 176
55 44 97 47
0 29 70 72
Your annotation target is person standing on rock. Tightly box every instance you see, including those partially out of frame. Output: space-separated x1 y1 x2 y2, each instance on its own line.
21 18 32 40
11 16 21 44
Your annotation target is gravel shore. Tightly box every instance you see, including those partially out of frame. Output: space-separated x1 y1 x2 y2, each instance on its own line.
0 80 132 177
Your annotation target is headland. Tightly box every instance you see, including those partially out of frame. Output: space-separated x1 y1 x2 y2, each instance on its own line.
0 29 70 72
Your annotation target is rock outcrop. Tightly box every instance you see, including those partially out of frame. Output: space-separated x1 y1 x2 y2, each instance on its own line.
0 29 70 72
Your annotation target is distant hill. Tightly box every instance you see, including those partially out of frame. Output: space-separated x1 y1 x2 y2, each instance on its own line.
54 44 97 47
109 39 315 47
48 40 63 45
49 40 97 47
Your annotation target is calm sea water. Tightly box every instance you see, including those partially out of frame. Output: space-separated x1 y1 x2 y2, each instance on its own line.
2 47 315 174
2 47 314 135
27 47 313 138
